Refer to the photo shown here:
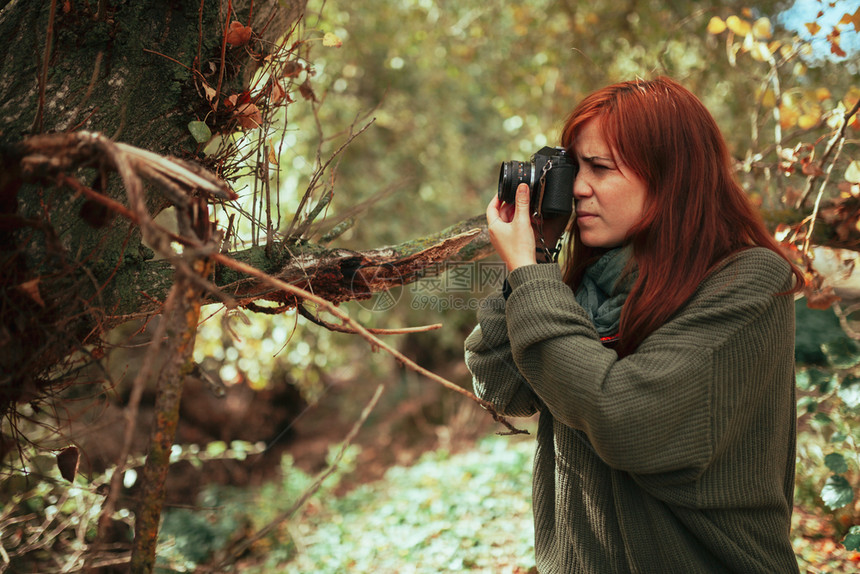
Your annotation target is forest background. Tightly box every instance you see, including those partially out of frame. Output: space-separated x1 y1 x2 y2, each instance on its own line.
2 0 860 572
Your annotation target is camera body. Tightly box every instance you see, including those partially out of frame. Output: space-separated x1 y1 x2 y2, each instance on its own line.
498 146 576 216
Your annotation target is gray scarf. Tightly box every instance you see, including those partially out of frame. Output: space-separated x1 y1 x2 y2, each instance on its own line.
574 246 634 337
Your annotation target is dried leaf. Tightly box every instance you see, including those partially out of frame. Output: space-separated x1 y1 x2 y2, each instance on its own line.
202 81 217 103
270 79 286 104
707 17 727 35
224 92 251 110
726 15 752 36
57 446 79 482
234 103 262 130
752 17 772 39
225 21 253 47
801 157 824 176
282 60 304 78
323 32 343 48
839 6 860 33
748 40 772 62
774 223 793 242
805 284 840 309
798 111 820 130
830 39 847 57
17 279 45 307
299 79 317 102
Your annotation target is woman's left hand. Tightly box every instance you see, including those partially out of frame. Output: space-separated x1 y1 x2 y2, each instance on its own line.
487 184 538 272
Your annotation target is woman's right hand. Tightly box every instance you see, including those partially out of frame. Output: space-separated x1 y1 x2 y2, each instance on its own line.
487 184 538 272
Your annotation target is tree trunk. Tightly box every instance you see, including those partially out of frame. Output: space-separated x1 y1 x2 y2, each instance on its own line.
0 0 303 409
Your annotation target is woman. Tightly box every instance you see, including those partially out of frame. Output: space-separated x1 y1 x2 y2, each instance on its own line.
465 77 804 573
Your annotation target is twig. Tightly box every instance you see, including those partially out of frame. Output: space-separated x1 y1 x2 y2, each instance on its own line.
215 0 233 105
297 304 441 335
795 97 860 209
32 0 58 134
833 301 860 341
287 115 377 238
211 251 527 435
801 131 848 257
215 383 385 568
130 261 211 571
92 273 178 552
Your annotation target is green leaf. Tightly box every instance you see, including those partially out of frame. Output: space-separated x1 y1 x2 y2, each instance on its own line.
838 375 860 409
188 120 212 144
797 368 836 392
821 474 854 510
822 337 860 370
825 452 849 474
795 370 810 390
831 431 848 443
843 525 860 551
814 412 833 425
797 395 817 414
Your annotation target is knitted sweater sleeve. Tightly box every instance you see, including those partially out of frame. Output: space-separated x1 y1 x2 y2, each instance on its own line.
503 248 794 477
465 291 544 418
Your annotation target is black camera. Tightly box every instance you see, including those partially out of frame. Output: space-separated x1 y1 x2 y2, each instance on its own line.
498 146 576 216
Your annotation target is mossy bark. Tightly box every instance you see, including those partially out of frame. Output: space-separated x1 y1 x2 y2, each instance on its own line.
0 0 303 406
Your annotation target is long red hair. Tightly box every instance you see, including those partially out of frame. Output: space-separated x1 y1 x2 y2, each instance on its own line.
560 77 802 357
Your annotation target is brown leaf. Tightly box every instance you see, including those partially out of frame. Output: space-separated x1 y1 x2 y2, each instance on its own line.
57 446 79 482
299 79 317 102
225 21 253 47
805 286 840 309
282 60 304 78
801 157 824 177
830 41 847 57
270 79 286 105
840 6 860 33
17 279 45 307
202 81 217 103
234 103 262 130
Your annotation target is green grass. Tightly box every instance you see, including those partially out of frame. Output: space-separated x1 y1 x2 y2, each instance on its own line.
278 435 536 573
152 430 858 573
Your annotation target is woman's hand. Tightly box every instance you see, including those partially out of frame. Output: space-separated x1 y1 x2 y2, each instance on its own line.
487 184 538 272
488 184 571 271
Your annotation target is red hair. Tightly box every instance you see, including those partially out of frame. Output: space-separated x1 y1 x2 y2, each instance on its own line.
560 77 802 357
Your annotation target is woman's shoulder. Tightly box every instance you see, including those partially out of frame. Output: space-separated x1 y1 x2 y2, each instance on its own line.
703 246 794 295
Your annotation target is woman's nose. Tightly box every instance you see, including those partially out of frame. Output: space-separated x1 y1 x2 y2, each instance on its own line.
573 173 591 199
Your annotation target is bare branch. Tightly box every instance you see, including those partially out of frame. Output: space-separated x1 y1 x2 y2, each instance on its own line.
211 250 528 435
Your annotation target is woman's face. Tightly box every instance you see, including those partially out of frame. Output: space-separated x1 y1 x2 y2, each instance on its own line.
572 119 648 248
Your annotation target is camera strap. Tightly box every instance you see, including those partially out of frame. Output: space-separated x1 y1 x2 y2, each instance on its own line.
534 161 560 263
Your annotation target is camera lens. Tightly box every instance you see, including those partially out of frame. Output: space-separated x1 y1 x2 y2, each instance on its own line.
498 160 534 204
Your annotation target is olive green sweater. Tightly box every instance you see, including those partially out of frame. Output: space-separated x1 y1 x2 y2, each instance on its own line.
465 248 798 573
